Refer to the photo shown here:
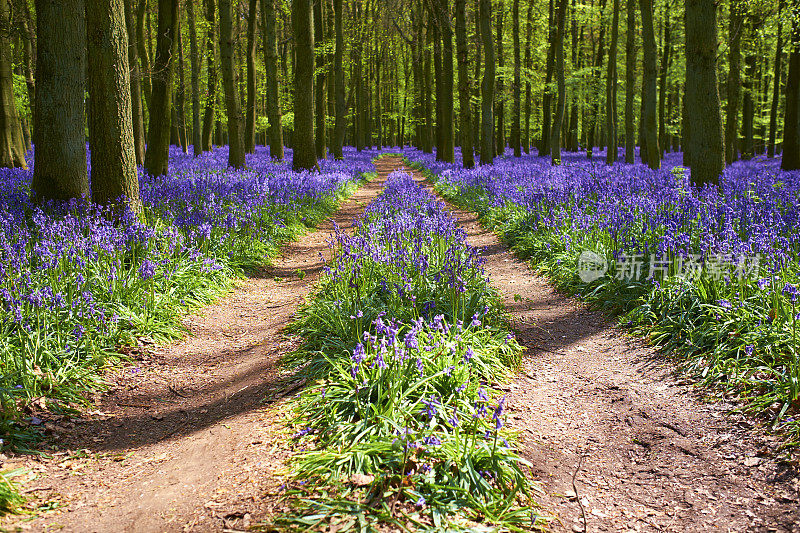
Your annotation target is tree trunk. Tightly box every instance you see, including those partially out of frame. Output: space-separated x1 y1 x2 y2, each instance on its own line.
684 0 724 186
568 0 579 151
187 0 202 156
432 4 443 159
31 0 88 199
657 7 671 158
439 0 455 162
136 0 152 110
479 0 494 163
455 0 473 168
87 0 141 212
0 0 27 169
624 0 635 163
201 0 218 151
768 0 784 158
124 0 146 164
19 1 35 146
262 0 284 159
292 0 318 170
144 0 180 176
782 7 800 170
314 0 327 158
511 0 521 156
495 0 505 155
587 0 606 159
605 0 618 164
740 16 757 160
245 0 258 153
550 0 567 163
724 1 742 164
219 0 246 168
176 22 188 153
331 0 344 158
639 0 659 169
523 0 533 153
423 17 433 153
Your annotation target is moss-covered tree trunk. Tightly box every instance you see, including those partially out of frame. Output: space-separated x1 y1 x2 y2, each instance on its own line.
624 0 636 163
605 0 619 164
0 0 27 169
494 0 505 154
639 0 659 169
724 1 742 164
455 0 473 168
292 0 318 171
124 0 146 165
144 0 180 176
550 0 567 164
479 0 494 164
314 0 327 159
439 0 455 163
657 9 671 158
87 0 141 212
187 0 202 156
511 0 521 157
331 0 344 159
523 0 533 153
245 0 258 154
768 0 784 159
262 0 284 159
201 0 218 152
219 0 246 168
684 0 724 185
31 0 87 198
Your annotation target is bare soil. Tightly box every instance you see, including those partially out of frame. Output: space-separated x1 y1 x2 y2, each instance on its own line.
385 156 799 533
1 168 388 533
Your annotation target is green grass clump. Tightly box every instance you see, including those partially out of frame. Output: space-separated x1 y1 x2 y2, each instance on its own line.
0 470 25 516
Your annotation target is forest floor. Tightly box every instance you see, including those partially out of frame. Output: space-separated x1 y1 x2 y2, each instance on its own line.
2 156 799 533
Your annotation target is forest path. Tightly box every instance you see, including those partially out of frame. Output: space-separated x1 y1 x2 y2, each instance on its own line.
383 156 800 533
7 164 390 533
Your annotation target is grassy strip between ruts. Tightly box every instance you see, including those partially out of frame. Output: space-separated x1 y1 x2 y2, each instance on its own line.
0 169 369 454
264 170 546 532
406 157 800 449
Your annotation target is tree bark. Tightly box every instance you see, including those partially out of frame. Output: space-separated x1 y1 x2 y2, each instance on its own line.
605 0 618 164
331 0 344 158
523 0 533 153
782 7 800 170
639 0 659 169
124 0 146 164
187 0 202 156
540 0 554 156
245 0 258 153
511 0 521 156
455 0 474 168
0 0 27 169
31 0 87 198
550 0 567 163
495 0 505 154
684 0 724 186
657 7 670 158
314 0 327 158
624 0 635 163
724 1 742 163
439 0 455 162
136 0 153 110
219 0 246 168
740 16 757 160
176 22 188 153
479 0 494 163
587 0 606 159
201 0 218 151
292 0 318 170
262 0 284 159
144 0 180 176
768 0 784 158
87 0 141 212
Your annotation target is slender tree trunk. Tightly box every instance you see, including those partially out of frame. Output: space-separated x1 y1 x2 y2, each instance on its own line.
176 22 188 153
495 0 505 154
550 0 567 163
187 0 202 155
219 0 246 167
201 0 218 151
124 0 146 164
568 0 579 151
332 0 344 158
624 0 635 162
262 0 284 159
292 0 318 170
245 0 258 153
725 1 742 163
326 0 335 152
639 0 659 169
87 0 141 212
31 0 88 197
0 0 27 168
605 0 618 164
144 0 180 176
432 4 443 159
541 0 554 156
768 0 784 158
657 8 670 157
741 16 757 160
314 0 327 158
684 0 724 186
439 0 455 162
587 0 606 159
423 18 433 153
455 0 474 167
523 0 533 153
19 1 35 146
479 0 495 163
511 0 521 156
136 0 153 109
782 7 800 170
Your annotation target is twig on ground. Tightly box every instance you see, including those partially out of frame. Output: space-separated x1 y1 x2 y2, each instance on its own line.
572 453 588 533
